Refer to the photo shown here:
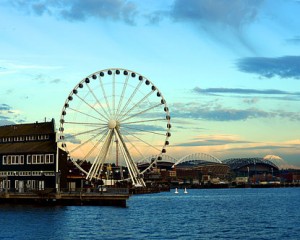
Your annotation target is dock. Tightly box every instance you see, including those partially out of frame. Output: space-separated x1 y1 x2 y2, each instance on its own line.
0 188 130 207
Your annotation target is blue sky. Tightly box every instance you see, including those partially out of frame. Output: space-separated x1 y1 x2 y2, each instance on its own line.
1 0 300 168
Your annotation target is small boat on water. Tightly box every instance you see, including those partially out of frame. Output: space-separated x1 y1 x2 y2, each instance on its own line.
175 188 179 194
184 188 188 194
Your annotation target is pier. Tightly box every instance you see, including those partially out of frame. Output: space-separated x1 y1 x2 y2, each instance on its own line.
0 188 130 207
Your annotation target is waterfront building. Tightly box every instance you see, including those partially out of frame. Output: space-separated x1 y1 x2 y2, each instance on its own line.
176 162 230 185
0 119 67 192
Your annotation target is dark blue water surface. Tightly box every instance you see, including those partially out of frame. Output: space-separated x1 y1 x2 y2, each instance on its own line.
0 188 299 240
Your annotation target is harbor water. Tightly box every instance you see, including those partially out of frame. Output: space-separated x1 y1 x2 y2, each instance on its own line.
0 188 299 239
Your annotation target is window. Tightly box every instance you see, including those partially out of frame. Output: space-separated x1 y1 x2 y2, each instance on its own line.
20 155 24 164
2 155 25 165
45 154 54 164
7 156 11 165
32 154 45 164
1 180 10 190
27 155 32 164
32 155 37 164
38 135 45 140
31 180 35 189
11 156 16 164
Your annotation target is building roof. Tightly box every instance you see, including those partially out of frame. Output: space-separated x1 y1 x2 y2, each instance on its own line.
0 119 55 137
0 141 57 154
222 157 279 171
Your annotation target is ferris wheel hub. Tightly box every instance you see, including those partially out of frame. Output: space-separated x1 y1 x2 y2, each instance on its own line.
108 119 118 129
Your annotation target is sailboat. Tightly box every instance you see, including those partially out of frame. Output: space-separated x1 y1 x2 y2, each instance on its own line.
175 188 179 194
184 188 188 194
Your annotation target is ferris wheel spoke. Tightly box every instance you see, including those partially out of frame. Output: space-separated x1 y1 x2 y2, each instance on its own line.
122 133 145 160
119 90 154 122
122 118 165 125
120 103 162 123
121 128 162 152
74 93 108 121
86 83 110 121
83 128 109 160
99 76 113 118
63 121 106 127
117 80 143 121
112 72 116 118
69 130 104 154
116 74 129 118
65 126 106 139
68 107 104 122
122 125 166 136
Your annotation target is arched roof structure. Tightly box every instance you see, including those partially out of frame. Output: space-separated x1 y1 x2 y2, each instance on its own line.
138 154 178 164
222 157 279 171
173 152 222 167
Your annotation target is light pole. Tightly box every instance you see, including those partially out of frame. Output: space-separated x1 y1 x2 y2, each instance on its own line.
56 171 61 193
5 175 8 194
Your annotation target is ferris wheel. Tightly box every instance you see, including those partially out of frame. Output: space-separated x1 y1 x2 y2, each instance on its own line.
59 68 171 187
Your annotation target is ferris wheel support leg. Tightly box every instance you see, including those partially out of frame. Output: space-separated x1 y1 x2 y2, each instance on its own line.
86 150 102 180
114 129 146 187
87 130 114 180
117 138 137 186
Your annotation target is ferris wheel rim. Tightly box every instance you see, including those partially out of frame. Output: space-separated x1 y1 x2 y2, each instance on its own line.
59 68 171 184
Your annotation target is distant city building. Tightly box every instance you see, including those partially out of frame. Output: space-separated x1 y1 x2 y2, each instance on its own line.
223 157 280 184
0 119 67 192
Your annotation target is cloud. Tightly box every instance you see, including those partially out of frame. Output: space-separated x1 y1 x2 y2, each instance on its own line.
236 56 300 79
63 133 81 144
243 98 259 104
0 103 25 126
193 87 300 102
50 78 61 84
0 119 15 126
171 100 300 122
0 104 11 111
170 0 263 27
286 36 300 44
162 0 264 52
9 0 138 24
171 102 273 121
193 87 300 96
32 74 62 84
176 138 251 147
122 124 166 133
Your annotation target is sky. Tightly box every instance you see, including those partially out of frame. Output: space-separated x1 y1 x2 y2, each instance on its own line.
1 0 300 168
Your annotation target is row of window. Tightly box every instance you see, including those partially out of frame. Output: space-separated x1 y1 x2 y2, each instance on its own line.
2 154 55 165
0 171 55 177
0 134 50 143
0 180 46 191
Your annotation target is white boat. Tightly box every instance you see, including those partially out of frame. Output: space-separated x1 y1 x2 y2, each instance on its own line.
175 188 179 194
184 188 188 194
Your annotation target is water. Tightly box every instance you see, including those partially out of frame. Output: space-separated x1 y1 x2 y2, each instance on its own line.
0 188 299 239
